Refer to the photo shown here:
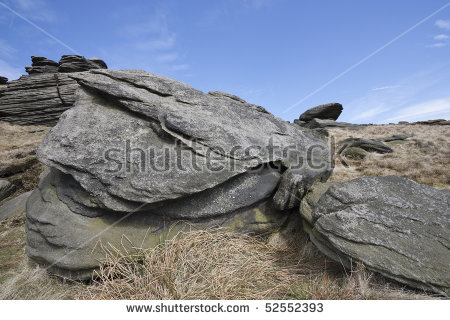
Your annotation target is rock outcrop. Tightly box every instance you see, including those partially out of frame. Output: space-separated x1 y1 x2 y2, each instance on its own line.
0 76 8 85
26 69 333 279
301 176 450 296
0 55 108 126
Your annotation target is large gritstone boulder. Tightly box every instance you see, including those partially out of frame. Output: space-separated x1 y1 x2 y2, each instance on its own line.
26 69 333 279
301 176 450 296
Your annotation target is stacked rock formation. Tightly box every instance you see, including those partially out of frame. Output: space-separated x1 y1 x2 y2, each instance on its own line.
25 56 59 74
301 176 450 296
26 69 333 279
0 55 107 126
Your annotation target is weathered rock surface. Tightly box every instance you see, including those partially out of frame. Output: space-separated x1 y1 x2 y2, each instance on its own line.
338 137 393 154
27 69 333 279
299 103 343 122
0 76 8 85
0 55 108 126
302 176 450 296
0 191 31 222
38 69 332 211
0 179 16 201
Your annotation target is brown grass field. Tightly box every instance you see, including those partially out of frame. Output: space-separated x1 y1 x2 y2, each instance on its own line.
0 121 448 299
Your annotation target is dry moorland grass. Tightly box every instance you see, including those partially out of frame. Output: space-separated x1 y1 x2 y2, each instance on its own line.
0 216 83 299
0 121 50 205
328 124 450 188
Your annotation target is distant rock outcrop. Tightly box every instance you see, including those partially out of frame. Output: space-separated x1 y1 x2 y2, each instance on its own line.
299 102 343 122
293 102 357 131
413 119 450 126
0 55 108 126
26 69 333 279
338 137 393 154
301 176 450 296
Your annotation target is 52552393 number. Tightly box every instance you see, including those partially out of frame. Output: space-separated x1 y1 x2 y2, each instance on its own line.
265 302 323 313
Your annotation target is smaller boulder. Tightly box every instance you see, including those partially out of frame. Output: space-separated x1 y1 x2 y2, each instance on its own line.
0 76 8 84
306 176 450 296
299 102 343 122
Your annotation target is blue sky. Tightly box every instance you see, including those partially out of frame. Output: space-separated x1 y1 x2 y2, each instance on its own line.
1 0 450 123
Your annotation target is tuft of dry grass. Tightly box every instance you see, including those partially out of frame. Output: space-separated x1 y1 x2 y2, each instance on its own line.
79 229 298 300
78 227 434 300
328 124 450 188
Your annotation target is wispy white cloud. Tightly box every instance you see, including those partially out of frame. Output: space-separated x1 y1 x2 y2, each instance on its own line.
0 59 22 80
426 42 447 48
371 85 398 91
434 34 449 40
351 105 392 121
382 98 450 122
435 19 450 30
346 67 446 123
